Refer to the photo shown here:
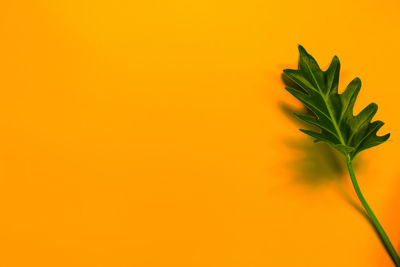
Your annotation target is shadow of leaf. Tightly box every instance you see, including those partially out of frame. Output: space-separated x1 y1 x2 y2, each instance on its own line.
281 101 347 188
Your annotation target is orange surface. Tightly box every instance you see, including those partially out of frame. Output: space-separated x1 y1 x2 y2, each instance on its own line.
0 1 399 266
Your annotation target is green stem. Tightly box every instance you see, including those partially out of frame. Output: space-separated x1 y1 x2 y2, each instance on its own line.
346 155 400 266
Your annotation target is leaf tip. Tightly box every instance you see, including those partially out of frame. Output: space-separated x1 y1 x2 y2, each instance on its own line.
297 44 306 52
297 45 309 57
369 102 379 113
380 132 390 142
331 55 340 62
353 77 362 85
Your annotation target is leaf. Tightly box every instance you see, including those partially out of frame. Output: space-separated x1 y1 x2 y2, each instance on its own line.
283 45 390 160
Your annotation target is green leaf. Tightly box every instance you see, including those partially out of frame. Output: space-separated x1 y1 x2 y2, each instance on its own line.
283 45 390 160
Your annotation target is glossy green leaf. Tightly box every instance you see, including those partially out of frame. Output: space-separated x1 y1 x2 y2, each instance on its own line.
283 45 390 160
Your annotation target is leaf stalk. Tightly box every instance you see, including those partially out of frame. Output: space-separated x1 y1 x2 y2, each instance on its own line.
346 155 400 266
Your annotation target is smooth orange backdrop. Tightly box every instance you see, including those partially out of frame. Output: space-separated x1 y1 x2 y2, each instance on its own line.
0 0 399 266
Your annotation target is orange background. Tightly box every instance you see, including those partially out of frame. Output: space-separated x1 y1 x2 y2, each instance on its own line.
0 0 399 266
